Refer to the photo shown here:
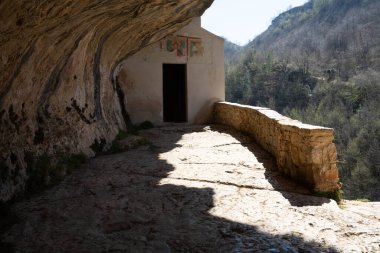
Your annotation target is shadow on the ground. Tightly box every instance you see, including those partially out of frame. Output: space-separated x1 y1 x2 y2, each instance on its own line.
210 125 332 207
1 124 338 252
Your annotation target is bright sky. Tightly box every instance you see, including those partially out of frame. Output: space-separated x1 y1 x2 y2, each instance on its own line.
202 0 309 45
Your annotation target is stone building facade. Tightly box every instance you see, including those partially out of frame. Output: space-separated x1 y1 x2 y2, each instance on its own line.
117 17 225 124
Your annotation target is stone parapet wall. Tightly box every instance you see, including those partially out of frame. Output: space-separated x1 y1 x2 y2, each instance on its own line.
213 102 340 193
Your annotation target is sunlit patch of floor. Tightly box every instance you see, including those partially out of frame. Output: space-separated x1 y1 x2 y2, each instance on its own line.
2 125 379 252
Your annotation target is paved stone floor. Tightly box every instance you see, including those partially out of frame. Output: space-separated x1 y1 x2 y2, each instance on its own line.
1 125 380 252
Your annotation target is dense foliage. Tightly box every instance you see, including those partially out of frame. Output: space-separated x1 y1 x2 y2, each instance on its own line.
225 0 380 200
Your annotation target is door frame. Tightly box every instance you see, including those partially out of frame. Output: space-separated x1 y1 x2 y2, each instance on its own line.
162 63 188 122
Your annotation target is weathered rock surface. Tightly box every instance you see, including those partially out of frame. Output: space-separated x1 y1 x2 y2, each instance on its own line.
214 102 340 194
0 0 213 201
1 125 379 252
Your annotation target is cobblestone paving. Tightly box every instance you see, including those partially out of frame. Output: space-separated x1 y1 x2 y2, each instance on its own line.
2 125 380 252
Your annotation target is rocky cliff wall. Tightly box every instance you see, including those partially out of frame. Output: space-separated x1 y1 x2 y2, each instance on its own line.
0 0 213 201
214 102 340 194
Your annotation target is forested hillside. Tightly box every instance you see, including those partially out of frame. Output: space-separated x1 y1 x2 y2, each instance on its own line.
225 0 380 200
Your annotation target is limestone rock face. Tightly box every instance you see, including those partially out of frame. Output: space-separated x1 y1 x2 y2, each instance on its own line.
0 0 213 201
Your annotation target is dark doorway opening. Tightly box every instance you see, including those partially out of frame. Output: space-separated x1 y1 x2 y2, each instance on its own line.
163 64 187 122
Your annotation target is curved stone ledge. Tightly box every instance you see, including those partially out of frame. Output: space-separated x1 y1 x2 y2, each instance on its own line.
213 102 340 193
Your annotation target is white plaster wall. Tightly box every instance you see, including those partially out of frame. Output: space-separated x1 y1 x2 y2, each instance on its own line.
118 18 225 124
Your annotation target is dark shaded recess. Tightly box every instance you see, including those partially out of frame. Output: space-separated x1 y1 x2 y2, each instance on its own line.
132 2 147 18
55 116 64 125
1 151 87 207
33 127 44 145
21 152 57 201
10 153 17 165
16 17 24 26
0 241 14 253
0 43 34 108
36 112 45 124
0 160 9 182
0 161 20 249
43 104 51 119
28 152 85 200
138 120 154 130
61 153 87 174
126 120 155 135
70 98 92 125
92 33 108 121
10 164 21 183
24 151 34 171
8 105 18 125
0 202 19 251
45 5 55 16
90 138 106 154
114 75 131 127
21 103 27 121
8 105 21 133
25 154 50 194
92 20 130 121
0 110 5 121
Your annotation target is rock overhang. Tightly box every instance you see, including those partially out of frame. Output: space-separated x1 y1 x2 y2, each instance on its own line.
0 0 214 201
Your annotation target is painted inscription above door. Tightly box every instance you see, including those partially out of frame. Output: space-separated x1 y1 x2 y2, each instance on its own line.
160 35 204 57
